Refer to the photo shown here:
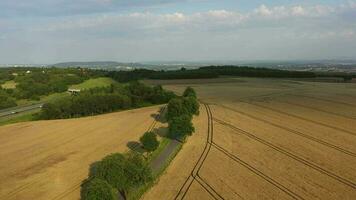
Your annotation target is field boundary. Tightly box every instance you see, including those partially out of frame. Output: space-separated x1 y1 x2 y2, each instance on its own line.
174 103 224 200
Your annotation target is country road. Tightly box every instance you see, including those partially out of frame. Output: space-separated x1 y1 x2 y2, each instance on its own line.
0 103 43 118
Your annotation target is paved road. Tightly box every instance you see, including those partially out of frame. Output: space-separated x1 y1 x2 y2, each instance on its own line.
149 139 181 174
0 103 43 118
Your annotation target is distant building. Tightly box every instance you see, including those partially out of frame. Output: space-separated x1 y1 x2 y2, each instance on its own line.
68 89 81 95
26 70 31 74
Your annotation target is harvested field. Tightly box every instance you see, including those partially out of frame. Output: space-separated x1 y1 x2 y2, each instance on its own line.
0 105 165 200
144 78 356 199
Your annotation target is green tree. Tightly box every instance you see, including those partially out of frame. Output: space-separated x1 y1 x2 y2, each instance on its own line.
81 178 117 200
92 153 153 197
40 103 61 119
140 131 159 152
183 97 200 116
93 153 129 193
168 115 195 139
166 98 189 120
183 87 197 98
125 152 153 188
0 94 17 109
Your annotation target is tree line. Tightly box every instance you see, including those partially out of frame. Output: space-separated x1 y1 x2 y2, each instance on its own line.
80 87 199 200
107 65 319 83
40 82 175 119
0 67 107 109
166 87 199 140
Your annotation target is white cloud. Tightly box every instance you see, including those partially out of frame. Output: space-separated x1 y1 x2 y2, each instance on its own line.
291 6 305 16
1 2 356 63
254 5 273 16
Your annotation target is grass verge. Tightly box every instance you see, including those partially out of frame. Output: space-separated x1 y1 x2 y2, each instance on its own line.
0 110 39 126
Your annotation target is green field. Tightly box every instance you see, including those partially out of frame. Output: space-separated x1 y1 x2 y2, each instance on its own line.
70 77 116 90
0 109 39 126
1 80 17 89
2 77 118 126
15 77 117 106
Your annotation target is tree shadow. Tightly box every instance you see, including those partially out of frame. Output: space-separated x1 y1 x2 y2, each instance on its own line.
127 141 145 154
152 126 169 138
150 106 167 123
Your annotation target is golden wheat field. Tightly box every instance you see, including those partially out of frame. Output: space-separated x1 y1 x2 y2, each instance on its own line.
143 78 356 200
0 105 164 200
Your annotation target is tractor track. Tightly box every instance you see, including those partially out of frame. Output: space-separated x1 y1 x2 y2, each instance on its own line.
174 103 224 200
247 102 356 136
277 100 356 120
214 118 356 189
292 95 356 107
217 104 356 157
51 106 167 200
210 142 304 200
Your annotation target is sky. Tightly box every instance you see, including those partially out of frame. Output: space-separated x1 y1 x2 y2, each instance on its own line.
0 0 356 64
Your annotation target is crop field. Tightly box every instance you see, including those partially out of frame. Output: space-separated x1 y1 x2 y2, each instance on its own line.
0 105 165 200
143 78 356 199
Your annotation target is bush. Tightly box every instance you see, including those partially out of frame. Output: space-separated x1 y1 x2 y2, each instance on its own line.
168 115 195 139
81 178 117 200
140 132 159 152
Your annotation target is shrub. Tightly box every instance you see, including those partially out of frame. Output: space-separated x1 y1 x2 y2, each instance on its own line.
168 115 195 139
140 132 159 152
81 178 117 200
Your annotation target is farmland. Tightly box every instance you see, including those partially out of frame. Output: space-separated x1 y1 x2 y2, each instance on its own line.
143 78 356 199
0 105 165 200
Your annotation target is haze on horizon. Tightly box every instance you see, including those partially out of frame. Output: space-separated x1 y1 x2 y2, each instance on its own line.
0 0 356 64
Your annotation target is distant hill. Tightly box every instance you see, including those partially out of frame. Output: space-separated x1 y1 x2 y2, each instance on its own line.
51 61 147 70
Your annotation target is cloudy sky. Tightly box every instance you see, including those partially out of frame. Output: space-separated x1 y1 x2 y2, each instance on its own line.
0 0 356 64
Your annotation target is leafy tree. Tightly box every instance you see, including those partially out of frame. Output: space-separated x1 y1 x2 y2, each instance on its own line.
93 153 129 193
183 87 197 98
91 152 152 197
81 178 117 200
125 152 153 187
183 97 199 116
168 114 195 139
140 131 159 152
166 98 189 120
0 94 17 109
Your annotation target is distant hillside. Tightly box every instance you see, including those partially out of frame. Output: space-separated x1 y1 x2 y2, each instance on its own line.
51 61 147 69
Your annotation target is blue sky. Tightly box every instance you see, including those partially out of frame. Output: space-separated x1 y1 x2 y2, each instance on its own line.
0 0 356 64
